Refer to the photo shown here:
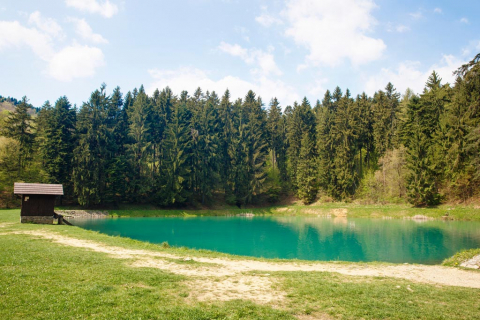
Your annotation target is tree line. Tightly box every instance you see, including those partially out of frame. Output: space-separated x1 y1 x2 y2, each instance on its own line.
1 54 479 207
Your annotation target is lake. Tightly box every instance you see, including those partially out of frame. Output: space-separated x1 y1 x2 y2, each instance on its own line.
72 216 480 264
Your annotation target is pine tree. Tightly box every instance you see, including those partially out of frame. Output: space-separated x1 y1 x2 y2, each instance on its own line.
218 90 233 194
37 96 76 195
228 102 250 206
244 91 268 202
73 85 110 206
296 131 318 204
372 83 400 157
354 93 374 178
105 87 129 205
331 92 358 198
1 96 35 176
317 90 335 195
157 99 192 205
195 91 220 204
267 98 283 171
286 97 315 190
403 96 440 206
127 85 152 201
452 54 480 197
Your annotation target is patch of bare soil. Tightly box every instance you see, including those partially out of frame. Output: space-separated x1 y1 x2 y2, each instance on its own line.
330 208 347 217
187 275 285 304
301 208 326 215
0 223 14 228
3 230 480 306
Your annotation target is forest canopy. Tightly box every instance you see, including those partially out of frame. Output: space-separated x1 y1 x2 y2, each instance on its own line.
1 53 479 208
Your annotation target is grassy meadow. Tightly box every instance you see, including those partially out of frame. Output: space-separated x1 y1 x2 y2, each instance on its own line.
1 208 480 319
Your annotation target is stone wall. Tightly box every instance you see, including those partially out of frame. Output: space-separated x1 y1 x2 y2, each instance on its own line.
21 216 54 224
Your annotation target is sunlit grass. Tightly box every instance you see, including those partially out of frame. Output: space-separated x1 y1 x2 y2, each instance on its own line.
1 209 479 319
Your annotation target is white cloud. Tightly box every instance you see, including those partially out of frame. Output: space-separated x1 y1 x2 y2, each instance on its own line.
0 20 55 61
48 44 105 81
364 55 465 95
218 42 282 76
396 25 410 33
282 0 386 67
68 17 108 44
434 8 442 14
0 19 105 81
218 42 248 59
148 67 300 107
65 0 119 18
255 6 283 27
460 18 469 24
255 13 283 27
28 11 65 39
409 11 423 20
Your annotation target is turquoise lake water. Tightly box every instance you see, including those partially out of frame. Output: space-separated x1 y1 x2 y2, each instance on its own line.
72 216 480 264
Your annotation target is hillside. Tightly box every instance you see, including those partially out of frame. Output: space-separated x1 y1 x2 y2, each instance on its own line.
0 100 15 113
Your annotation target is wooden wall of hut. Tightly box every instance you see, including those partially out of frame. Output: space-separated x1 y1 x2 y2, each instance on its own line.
21 195 56 216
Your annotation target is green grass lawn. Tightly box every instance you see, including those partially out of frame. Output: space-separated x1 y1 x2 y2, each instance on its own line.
86 202 480 221
1 209 479 319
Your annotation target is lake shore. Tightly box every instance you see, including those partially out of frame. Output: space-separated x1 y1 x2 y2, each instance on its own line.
1 208 480 319
57 202 480 221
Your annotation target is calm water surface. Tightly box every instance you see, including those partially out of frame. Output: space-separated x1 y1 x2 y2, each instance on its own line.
73 216 480 264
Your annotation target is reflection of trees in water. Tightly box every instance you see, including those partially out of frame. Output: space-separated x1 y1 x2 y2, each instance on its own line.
272 217 480 263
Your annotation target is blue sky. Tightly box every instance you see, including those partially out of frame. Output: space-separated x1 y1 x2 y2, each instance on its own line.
0 0 479 108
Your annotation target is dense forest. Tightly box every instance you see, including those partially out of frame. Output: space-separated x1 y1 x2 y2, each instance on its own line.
0 54 479 208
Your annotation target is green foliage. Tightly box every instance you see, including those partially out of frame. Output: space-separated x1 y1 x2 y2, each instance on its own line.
296 132 318 204
403 96 441 206
36 97 76 195
357 148 407 203
372 83 400 156
442 248 480 267
72 85 112 206
127 85 153 201
1 96 35 175
287 97 316 191
157 99 192 206
4 53 480 207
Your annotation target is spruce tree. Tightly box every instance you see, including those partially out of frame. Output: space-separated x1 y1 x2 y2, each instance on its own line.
403 96 440 206
73 85 110 206
158 99 192 205
127 85 152 201
296 131 318 204
1 96 35 176
196 91 220 204
267 98 283 171
38 96 76 194
331 92 358 198
317 90 337 196
218 90 233 194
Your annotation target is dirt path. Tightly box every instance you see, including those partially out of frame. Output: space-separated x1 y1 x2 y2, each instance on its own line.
2 230 480 304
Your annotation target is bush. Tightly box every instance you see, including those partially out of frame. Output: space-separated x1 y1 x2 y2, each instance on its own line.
356 147 407 203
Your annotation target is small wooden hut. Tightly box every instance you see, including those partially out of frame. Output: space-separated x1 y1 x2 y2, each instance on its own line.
14 183 64 224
